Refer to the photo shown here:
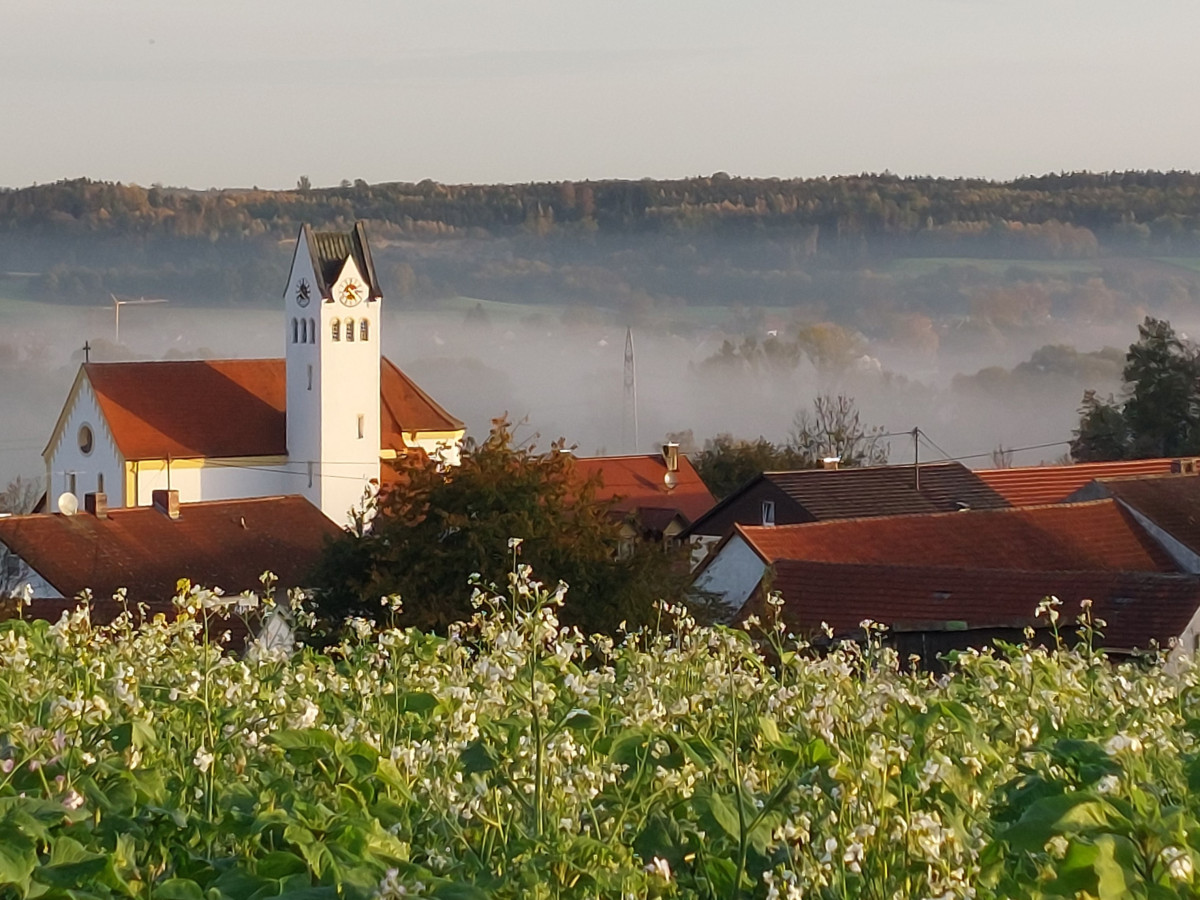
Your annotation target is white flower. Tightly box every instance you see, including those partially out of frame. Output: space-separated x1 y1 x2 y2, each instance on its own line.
1162 846 1194 882
193 746 214 773
1044 835 1070 858
1095 774 1120 795
1104 733 1143 756
644 857 671 881
61 788 85 811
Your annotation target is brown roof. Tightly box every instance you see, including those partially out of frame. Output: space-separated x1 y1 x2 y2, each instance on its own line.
753 560 1200 651
301 222 383 302
77 358 462 461
686 461 1008 538
1079 475 1200 557
735 499 1178 573
0 495 340 607
571 454 716 524
976 458 1183 507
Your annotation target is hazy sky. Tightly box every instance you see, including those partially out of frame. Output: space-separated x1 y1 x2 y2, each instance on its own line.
5 0 1198 189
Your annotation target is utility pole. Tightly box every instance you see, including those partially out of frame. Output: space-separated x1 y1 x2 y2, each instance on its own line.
109 294 168 345
912 426 920 491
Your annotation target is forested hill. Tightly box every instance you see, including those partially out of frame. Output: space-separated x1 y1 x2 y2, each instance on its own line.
4 171 1200 247
4 172 1200 313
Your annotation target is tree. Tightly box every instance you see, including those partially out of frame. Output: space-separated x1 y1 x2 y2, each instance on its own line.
791 394 889 468
1 477 42 601
308 418 691 635
1070 317 1200 461
693 394 888 499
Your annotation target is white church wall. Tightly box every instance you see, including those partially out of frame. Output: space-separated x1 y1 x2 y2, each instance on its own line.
132 458 294 506
44 377 123 508
410 433 462 467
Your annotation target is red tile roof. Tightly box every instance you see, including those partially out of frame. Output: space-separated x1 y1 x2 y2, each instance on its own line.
976 458 1184 507
736 499 1177 573
77 358 462 461
753 560 1200 651
0 495 340 606
571 454 716 524
1081 475 1200 557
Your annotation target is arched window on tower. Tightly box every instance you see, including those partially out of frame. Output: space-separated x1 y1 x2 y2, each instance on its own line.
360 318 369 341
331 319 340 341
300 318 307 343
346 318 355 342
291 318 298 344
309 318 316 343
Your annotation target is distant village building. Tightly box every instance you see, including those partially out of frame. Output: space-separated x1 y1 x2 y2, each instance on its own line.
571 444 716 543
42 223 464 526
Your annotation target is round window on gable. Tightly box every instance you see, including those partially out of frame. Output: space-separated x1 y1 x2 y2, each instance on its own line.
78 424 94 456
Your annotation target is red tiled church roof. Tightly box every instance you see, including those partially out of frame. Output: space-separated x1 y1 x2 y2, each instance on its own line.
736 499 1177 573
976 458 1183 507
0 495 340 607
78 358 462 461
752 560 1200 651
571 454 716 524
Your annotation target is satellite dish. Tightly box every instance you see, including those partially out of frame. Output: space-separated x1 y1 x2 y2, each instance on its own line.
57 492 79 517
663 471 678 489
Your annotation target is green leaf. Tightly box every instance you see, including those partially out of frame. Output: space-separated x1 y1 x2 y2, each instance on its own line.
700 793 742 841
1001 793 1113 851
700 857 739 897
431 884 489 900
256 852 308 880
398 692 438 715
0 824 37 887
153 878 206 900
562 709 601 732
460 740 498 775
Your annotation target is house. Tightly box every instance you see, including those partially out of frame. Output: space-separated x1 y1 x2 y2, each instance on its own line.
737 560 1200 660
43 223 465 527
571 444 716 541
1068 474 1200 572
0 490 340 644
692 499 1178 613
976 457 1192 507
683 462 1009 558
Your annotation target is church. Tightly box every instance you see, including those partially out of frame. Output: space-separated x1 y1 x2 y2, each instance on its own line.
41 222 464 526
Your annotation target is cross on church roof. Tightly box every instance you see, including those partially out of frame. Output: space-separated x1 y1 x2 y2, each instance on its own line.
83 341 91 363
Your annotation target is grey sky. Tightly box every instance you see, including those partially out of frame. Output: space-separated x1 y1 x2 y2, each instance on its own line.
5 0 1198 189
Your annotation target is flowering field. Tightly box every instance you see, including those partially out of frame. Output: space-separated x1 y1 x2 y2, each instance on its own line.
1 571 1199 900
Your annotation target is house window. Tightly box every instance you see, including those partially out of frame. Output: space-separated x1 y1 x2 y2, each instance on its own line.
307 461 313 488
360 319 369 342
332 319 340 341
68 472 77 495
97 472 104 494
78 424 94 455
762 500 776 527
291 318 298 344
346 318 355 342
307 364 313 391
357 414 365 439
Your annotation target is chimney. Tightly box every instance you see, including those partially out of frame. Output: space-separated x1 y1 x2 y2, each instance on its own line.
662 442 679 472
152 489 180 520
84 492 108 519
822 456 841 470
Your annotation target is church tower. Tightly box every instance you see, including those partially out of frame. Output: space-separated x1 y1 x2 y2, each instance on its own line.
283 222 382 525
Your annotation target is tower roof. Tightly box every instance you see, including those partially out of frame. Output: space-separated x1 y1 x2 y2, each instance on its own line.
300 221 383 301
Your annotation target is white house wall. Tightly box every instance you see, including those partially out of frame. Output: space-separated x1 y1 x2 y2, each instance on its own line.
1 550 63 601
44 378 123 507
690 534 767 611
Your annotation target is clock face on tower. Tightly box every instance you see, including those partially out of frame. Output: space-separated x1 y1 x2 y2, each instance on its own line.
340 280 363 306
295 278 311 308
